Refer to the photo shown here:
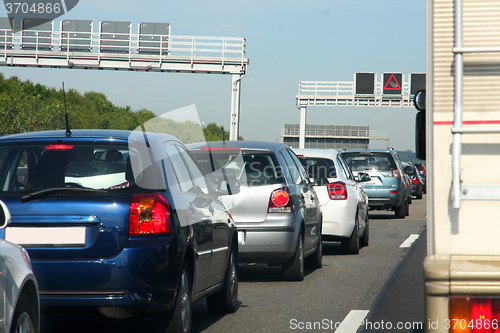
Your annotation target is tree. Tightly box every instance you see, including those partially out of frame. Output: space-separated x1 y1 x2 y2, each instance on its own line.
203 123 243 141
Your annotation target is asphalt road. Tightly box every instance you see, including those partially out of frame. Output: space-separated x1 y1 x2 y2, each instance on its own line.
40 195 428 333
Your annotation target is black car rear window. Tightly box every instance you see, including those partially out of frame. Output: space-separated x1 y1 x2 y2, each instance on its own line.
342 152 397 172
0 143 133 193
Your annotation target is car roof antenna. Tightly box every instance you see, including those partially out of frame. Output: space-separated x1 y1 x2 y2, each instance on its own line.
222 125 226 147
62 82 71 137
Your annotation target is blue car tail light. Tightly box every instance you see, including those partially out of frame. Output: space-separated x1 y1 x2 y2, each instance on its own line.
129 193 170 235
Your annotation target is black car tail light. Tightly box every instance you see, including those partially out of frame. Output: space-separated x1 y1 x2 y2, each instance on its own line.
129 193 170 235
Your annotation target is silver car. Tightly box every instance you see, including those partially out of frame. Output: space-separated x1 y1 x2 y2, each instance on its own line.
0 201 39 333
188 141 322 281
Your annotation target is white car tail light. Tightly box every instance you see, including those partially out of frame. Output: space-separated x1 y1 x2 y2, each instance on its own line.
327 182 348 200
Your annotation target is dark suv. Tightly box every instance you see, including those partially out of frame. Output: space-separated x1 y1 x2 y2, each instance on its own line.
341 148 410 218
0 129 238 333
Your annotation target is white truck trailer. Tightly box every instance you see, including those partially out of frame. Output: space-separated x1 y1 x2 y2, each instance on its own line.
421 0 500 332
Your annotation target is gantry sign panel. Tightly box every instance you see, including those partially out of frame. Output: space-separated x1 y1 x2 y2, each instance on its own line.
355 72 375 95
383 72 403 95
410 73 426 95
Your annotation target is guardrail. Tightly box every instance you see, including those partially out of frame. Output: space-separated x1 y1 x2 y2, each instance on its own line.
0 28 246 61
281 127 389 139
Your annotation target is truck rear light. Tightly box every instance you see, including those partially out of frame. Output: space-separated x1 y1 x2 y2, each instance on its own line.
449 296 500 333
129 193 170 235
268 188 292 213
327 182 347 200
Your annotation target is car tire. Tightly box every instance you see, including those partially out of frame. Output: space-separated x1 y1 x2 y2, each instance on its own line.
341 217 359 255
405 198 410 216
394 202 406 219
416 189 423 199
206 244 238 314
282 233 304 281
150 263 192 333
360 215 369 247
305 233 322 269
10 294 37 333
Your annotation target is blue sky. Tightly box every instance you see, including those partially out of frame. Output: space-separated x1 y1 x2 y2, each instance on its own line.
0 0 426 150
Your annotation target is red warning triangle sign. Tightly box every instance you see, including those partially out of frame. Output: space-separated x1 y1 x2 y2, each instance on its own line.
384 74 401 90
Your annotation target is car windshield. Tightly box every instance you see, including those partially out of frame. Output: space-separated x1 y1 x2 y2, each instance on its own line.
298 157 336 179
342 152 397 172
0 143 134 194
191 149 285 187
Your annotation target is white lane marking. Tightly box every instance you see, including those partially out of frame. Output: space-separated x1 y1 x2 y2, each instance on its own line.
399 234 420 248
335 310 369 333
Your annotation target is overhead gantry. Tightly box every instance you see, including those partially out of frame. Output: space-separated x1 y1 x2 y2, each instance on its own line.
0 19 249 140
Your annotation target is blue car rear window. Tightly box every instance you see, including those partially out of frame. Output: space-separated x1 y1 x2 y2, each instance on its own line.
0 143 133 193
342 152 397 172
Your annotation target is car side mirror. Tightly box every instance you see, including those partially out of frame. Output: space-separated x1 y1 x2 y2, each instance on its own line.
216 177 241 195
0 200 11 229
414 90 426 111
357 172 371 182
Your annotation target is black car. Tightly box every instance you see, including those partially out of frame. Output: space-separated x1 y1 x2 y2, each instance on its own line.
0 129 238 333
403 162 424 199
413 162 426 194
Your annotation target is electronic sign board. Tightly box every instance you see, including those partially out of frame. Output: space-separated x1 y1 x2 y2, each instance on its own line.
410 73 426 95
383 73 402 95
355 72 375 95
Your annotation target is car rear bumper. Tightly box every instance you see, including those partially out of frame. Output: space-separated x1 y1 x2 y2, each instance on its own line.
32 236 179 310
321 201 355 238
365 193 403 210
236 214 298 264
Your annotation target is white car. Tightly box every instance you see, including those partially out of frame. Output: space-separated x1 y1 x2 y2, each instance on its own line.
0 201 39 333
294 149 370 254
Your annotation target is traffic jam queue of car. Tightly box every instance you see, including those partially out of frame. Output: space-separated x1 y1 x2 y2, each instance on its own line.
0 128 418 333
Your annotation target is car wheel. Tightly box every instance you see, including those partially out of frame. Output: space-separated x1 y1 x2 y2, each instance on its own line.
341 216 359 255
151 263 192 333
305 233 322 269
394 202 406 219
360 215 369 247
206 244 238 314
405 198 410 216
10 294 37 333
282 233 304 281
416 189 423 199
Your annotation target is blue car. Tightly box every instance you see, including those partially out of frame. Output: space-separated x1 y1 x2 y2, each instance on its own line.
0 129 238 333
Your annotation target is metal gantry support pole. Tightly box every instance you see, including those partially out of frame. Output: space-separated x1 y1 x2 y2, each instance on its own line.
229 74 244 141
452 0 463 209
299 106 307 149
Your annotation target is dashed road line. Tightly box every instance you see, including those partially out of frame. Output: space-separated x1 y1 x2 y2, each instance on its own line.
399 234 420 248
334 310 370 333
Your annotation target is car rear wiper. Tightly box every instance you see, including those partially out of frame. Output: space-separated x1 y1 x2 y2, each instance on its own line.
21 187 108 203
